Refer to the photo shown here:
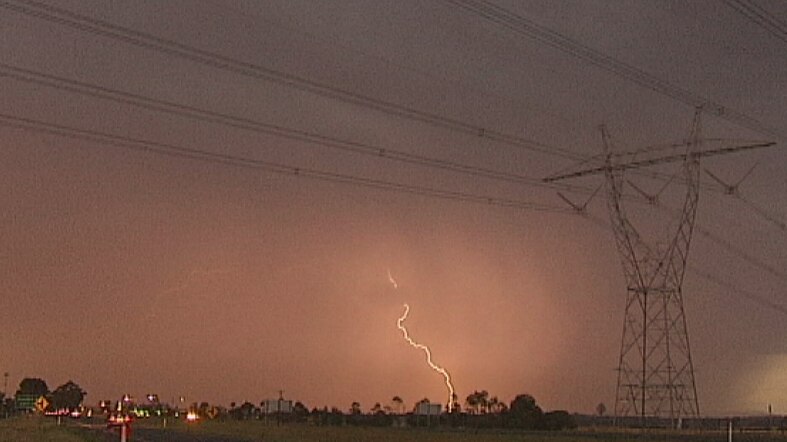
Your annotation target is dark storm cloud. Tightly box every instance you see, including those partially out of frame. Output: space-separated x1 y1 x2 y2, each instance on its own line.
0 0 784 415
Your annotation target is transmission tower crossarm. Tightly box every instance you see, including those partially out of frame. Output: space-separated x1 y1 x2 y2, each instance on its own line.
555 184 602 213
557 191 586 212
543 140 775 182
626 180 659 205
704 163 758 195
704 168 736 194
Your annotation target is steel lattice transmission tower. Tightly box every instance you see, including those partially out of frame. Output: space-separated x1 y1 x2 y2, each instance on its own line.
603 114 701 425
545 109 775 426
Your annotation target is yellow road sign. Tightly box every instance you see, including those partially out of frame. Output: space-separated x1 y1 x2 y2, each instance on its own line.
34 396 49 412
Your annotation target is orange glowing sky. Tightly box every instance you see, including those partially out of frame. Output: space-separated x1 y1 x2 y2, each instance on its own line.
1 0 785 416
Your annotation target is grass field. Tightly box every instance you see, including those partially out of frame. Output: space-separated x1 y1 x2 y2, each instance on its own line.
2 416 787 441
166 425 787 442
130 418 787 442
0 416 104 442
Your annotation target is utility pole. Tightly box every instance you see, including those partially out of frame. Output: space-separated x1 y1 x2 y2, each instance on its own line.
3 372 7 419
545 109 776 427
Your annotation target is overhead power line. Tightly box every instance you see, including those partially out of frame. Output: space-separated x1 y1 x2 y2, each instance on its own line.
586 213 787 317
0 62 720 208
0 0 580 160
2 115 782 318
3 68 782 281
545 125 785 282
694 224 787 283
0 113 573 214
0 62 591 196
688 265 787 317
722 0 787 45
0 0 728 193
2 1 782 293
735 193 786 230
442 0 786 141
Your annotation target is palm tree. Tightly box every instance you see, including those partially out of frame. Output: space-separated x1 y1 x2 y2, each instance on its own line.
414 397 430 413
466 390 495 414
478 390 490 414
391 396 403 414
488 396 499 414
465 391 479 415
350 401 361 415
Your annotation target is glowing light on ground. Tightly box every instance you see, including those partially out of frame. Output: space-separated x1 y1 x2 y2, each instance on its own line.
389 270 455 408
736 354 787 413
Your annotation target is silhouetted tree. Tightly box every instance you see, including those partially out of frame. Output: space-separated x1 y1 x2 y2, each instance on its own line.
346 401 361 425
391 396 403 414
507 394 543 429
16 378 49 397
350 401 361 415
479 390 490 413
293 401 309 423
465 392 479 414
50 381 86 411
229 401 256 420
465 390 489 414
543 410 577 430
414 397 430 412
366 401 392 426
0 395 11 415
450 393 461 413
489 396 503 413
596 402 607 417
329 407 344 426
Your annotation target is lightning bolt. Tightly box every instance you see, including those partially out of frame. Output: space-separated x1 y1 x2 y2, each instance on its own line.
387 269 398 289
146 267 236 320
389 271 455 409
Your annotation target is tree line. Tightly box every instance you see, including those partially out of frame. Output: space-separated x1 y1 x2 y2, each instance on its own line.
0 377 576 431
1 377 86 415
217 391 576 431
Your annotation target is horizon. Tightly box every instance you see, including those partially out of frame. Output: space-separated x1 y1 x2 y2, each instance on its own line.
1 0 785 419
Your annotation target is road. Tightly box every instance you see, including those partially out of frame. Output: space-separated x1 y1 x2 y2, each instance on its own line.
75 422 253 442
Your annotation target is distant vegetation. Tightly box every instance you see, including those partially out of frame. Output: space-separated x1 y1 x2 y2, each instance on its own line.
1 377 786 442
2 377 86 416
1 376 576 432
213 391 576 431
